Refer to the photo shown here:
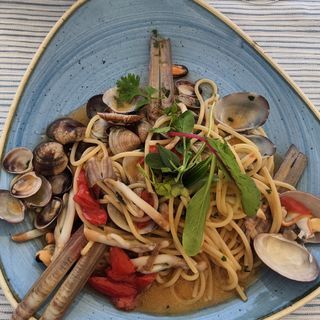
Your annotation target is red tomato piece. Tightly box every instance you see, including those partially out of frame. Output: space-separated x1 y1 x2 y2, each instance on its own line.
106 268 137 284
135 273 157 291
88 277 137 298
109 247 136 275
140 190 154 207
280 196 312 216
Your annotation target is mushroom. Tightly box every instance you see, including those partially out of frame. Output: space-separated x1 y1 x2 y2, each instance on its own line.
254 233 319 282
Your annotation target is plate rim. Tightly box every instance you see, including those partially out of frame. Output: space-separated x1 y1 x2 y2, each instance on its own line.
0 0 319 319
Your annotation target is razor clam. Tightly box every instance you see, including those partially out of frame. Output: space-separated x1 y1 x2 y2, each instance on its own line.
98 112 143 125
47 167 72 196
34 197 63 229
280 191 320 243
123 156 144 184
46 117 86 145
33 141 68 176
172 64 188 78
2 147 33 174
24 175 52 208
107 204 155 234
108 126 141 155
245 134 276 158
86 94 108 119
10 171 42 198
214 92 269 132
0 190 25 223
254 233 319 282
102 87 137 114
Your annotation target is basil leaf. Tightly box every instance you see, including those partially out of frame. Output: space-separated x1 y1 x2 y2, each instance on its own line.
145 153 165 169
150 126 171 134
157 144 180 170
182 156 211 188
207 138 260 217
173 110 195 133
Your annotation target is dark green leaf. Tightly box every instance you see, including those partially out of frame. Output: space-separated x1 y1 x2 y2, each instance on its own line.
145 86 157 98
150 126 172 134
157 144 180 170
182 156 212 188
173 110 195 133
175 139 191 154
145 153 165 170
182 183 210 256
135 97 149 110
116 73 141 105
164 102 179 115
207 138 260 217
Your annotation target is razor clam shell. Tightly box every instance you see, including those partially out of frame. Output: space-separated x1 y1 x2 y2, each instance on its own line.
2 147 33 174
108 126 141 155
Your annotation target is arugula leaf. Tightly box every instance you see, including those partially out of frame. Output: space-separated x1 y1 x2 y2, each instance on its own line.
150 126 172 134
183 156 216 256
157 144 180 170
207 138 260 217
182 156 212 188
172 110 195 133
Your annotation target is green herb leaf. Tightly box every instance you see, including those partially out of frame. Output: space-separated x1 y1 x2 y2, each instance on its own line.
150 126 172 134
157 144 180 170
182 157 216 256
145 153 166 170
207 138 260 217
172 110 195 133
135 97 149 110
116 73 141 105
182 156 212 188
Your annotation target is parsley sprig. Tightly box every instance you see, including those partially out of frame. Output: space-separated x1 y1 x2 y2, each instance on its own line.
116 73 157 110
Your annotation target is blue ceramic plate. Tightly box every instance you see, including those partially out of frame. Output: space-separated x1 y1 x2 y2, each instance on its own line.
1 0 320 319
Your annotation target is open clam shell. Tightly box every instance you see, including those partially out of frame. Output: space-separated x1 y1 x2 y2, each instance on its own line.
86 94 108 119
47 167 72 196
102 87 136 114
123 156 145 184
254 233 319 282
245 135 276 158
280 191 320 243
34 197 63 229
24 175 52 208
2 147 33 174
0 190 25 223
214 92 269 132
10 171 42 198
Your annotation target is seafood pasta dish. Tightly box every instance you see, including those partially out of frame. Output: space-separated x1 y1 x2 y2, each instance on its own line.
1 31 319 317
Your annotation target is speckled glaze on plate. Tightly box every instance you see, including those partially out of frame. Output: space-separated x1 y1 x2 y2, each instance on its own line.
0 0 319 319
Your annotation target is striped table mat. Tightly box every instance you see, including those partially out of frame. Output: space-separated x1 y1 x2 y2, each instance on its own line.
0 0 319 319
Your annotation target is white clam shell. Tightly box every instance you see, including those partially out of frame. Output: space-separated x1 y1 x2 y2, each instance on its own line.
0 190 25 223
254 233 319 282
10 171 42 198
2 147 33 174
102 87 136 114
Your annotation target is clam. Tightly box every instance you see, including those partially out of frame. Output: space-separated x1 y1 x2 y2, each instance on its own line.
34 197 63 229
108 126 141 155
107 204 155 234
86 94 108 119
280 191 320 243
172 64 188 78
136 120 152 143
98 112 143 125
0 190 25 223
102 87 136 114
46 117 86 145
254 233 319 282
245 135 276 158
10 171 42 198
91 118 110 142
214 92 269 132
33 141 68 176
123 156 144 184
24 175 52 208
175 80 200 109
47 167 72 196
2 147 33 174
